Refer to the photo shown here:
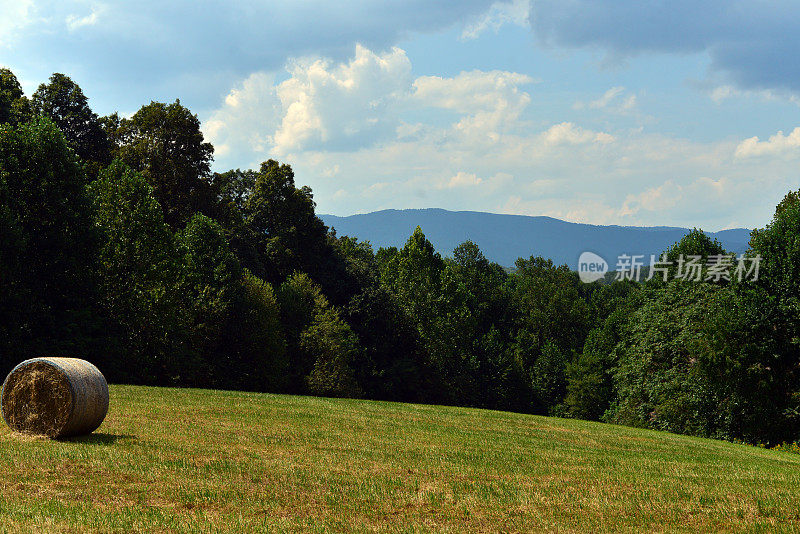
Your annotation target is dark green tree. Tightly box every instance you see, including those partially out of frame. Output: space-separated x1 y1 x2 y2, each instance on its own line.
749 190 800 320
434 241 528 410
88 160 183 383
328 233 380 299
511 256 592 413
177 214 243 386
277 272 360 396
530 341 568 415
214 161 360 305
565 288 642 420
244 161 334 286
565 279 640 420
646 229 729 283
700 285 794 444
379 227 452 400
381 226 444 329
114 100 215 228
512 257 592 356
665 229 727 262
345 286 432 402
230 270 289 393
0 118 98 373
277 272 329 392
303 305 363 399
745 190 800 441
375 246 399 272
0 68 31 126
31 73 111 175
603 282 782 441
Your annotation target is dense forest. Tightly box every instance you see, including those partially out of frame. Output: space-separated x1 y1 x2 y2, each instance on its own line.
2 68 800 446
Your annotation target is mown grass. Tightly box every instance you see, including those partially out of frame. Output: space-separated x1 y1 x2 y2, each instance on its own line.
1 385 800 532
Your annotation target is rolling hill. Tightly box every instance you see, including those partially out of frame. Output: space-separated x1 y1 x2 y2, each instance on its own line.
1 385 799 532
320 209 752 268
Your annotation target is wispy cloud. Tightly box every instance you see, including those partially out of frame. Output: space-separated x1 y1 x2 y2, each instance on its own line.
461 0 530 40
573 86 637 112
66 5 105 31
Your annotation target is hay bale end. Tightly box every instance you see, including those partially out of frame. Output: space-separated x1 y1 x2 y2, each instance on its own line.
1 358 109 438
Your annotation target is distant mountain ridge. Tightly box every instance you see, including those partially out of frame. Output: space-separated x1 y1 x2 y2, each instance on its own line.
320 208 752 268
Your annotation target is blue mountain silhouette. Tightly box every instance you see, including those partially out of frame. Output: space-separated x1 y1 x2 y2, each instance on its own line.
320 208 751 268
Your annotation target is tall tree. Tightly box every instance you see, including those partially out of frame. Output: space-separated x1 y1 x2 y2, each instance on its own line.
659 229 728 282
750 190 800 315
565 282 642 420
31 73 111 174
277 272 324 391
0 68 31 126
224 160 361 304
302 304 363 399
605 280 794 444
446 242 529 410
233 271 288 392
88 160 183 383
746 190 800 440
245 160 328 281
381 226 444 327
379 227 454 401
114 100 215 229
345 285 432 402
178 214 243 385
0 118 98 373
277 272 360 396
511 257 592 414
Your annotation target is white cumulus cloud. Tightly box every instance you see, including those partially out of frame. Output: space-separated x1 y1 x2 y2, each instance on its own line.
735 128 800 158
205 45 413 162
206 45 537 165
440 171 513 190
203 72 281 159
273 44 412 154
412 70 535 142
620 180 683 217
412 70 534 114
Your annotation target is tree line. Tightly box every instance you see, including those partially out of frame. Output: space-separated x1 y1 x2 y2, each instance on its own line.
2 68 799 446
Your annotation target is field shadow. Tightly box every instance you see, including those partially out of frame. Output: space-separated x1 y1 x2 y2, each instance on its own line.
60 433 137 446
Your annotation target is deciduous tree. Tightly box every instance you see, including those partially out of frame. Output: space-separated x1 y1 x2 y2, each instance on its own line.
0 68 31 126
114 100 215 228
32 73 111 175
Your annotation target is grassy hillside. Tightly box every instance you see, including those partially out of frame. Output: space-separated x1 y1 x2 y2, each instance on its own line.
1 386 799 532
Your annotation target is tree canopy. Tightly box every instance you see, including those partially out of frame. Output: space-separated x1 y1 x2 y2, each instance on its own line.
112 100 215 228
32 73 111 174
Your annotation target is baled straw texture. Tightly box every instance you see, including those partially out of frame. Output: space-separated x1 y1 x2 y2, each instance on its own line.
1 358 109 438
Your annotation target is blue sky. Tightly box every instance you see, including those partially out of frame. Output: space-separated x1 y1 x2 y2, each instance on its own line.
2 0 799 230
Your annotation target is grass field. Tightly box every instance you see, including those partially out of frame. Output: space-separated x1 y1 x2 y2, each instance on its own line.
1 386 800 532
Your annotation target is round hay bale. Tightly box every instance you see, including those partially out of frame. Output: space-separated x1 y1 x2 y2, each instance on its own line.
1 358 109 438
